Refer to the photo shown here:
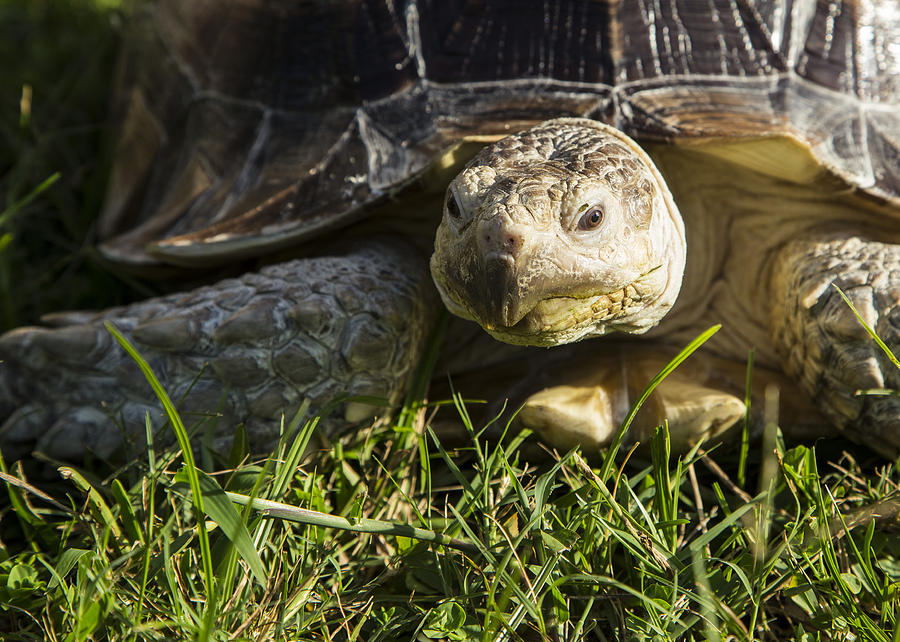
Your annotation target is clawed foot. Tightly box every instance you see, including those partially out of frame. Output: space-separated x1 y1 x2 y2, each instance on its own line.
0 242 434 461
517 344 747 453
771 234 900 458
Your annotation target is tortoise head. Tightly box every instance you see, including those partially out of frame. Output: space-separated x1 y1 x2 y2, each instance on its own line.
430 118 686 346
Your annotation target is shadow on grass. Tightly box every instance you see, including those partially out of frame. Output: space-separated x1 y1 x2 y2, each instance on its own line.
0 0 137 332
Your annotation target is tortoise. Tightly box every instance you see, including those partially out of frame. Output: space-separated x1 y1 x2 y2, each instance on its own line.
2 0 900 461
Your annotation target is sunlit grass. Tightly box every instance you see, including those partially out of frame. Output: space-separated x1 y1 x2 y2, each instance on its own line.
0 325 897 639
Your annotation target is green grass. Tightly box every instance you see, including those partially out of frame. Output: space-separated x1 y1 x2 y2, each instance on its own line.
0 324 897 640
1 2 899 639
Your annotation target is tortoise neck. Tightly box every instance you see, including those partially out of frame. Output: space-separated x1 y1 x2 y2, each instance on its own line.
645 144 893 366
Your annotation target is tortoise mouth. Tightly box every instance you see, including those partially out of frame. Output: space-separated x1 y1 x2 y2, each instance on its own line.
432 249 666 346
479 292 625 346
481 304 596 346
435 280 633 347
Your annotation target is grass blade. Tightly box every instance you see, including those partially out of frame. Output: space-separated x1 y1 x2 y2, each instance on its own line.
599 324 720 481
173 469 267 587
105 322 217 637
225 491 479 555
834 285 900 371
58 466 122 539
0 172 60 231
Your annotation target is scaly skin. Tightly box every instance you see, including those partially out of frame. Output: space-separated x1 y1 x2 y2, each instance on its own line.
430 119 686 346
770 232 900 458
0 240 435 460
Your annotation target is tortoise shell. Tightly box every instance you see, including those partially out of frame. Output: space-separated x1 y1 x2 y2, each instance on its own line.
99 0 900 267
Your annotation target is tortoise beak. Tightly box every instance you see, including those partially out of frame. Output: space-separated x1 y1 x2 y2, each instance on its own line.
463 216 544 329
480 252 527 328
430 210 557 336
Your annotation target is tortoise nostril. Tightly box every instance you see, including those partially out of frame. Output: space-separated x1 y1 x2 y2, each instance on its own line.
479 217 527 256
503 232 522 252
481 224 526 256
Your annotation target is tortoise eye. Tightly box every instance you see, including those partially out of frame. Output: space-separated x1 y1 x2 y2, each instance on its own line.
446 192 461 218
578 206 604 230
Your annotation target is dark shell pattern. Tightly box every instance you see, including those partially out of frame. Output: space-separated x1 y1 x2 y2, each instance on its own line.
100 0 900 267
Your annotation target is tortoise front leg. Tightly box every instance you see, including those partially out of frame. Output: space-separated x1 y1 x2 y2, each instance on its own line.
516 344 747 453
770 231 900 458
0 240 435 461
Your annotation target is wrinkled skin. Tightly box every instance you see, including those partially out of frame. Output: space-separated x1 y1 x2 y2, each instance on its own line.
431 119 686 346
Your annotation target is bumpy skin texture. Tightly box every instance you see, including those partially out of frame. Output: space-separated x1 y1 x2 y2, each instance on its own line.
0 241 434 461
771 232 900 458
431 119 685 347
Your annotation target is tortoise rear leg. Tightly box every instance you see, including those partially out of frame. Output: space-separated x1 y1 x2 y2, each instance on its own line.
770 231 900 458
0 240 436 462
